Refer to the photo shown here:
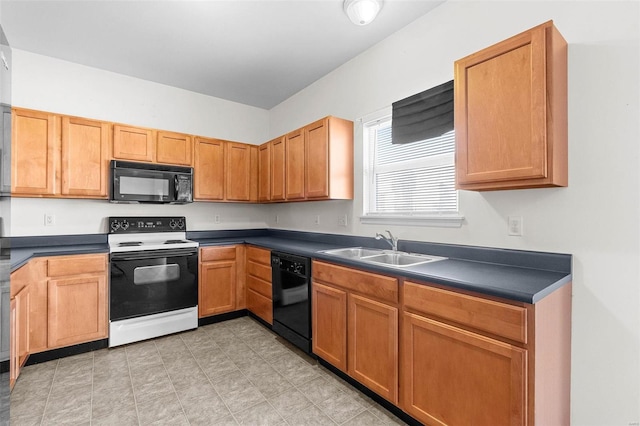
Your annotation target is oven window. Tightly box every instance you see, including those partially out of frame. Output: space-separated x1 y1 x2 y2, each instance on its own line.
134 264 180 285
120 176 169 196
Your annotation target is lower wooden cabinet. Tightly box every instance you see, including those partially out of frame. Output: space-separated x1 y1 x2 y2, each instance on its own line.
199 245 245 317
401 311 527 425
245 246 273 324
311 281 347 371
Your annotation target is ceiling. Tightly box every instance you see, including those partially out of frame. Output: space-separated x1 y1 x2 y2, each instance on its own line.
1 0 443 109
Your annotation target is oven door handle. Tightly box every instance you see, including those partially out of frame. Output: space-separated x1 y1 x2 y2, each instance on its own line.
111 248 198 261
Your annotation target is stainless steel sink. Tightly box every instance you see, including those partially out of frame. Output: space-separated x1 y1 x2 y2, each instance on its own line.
320 247 446 268
320 247 385 259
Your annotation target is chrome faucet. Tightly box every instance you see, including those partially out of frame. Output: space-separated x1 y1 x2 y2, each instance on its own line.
375 230 398 251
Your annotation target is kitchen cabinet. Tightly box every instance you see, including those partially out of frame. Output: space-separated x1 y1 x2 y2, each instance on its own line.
285 129 305 200
199 245 246 317
454 20 567 190
245 245 273 325
226 142 256 202
156 130 192 166
401 280 571 425
12 108 111 198
1 105 12 195
312 260 399 403
270 136 286 201
112 124 155 162
11 108 58 196
0 284 9 361
304 117 354 200
61 116 110 198
47 254 108 348
258 141 271 202
193 136 225 201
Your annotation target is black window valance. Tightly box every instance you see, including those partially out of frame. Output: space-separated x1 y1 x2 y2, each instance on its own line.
391 80 454 144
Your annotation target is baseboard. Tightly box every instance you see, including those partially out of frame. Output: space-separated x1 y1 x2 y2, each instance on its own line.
26 339 109 366
198 309 248 326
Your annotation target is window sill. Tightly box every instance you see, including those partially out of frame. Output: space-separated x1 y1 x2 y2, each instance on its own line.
359 213 464 228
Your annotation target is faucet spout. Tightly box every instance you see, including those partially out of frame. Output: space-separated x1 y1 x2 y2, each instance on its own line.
375 230 398 251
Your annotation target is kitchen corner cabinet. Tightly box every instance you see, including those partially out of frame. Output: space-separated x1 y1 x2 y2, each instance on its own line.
454 20 568 191
198 245 246 317
270 137 286 201
245 246 273 325
285 129 305 200
194 137 225 201
312 261 399 404
12 108 111 199
226 142 256 202
258 141 271 202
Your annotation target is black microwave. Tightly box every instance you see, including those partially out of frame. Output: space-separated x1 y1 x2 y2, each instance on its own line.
110 160 193 204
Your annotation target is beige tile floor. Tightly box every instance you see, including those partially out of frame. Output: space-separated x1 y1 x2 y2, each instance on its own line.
10 316 407 425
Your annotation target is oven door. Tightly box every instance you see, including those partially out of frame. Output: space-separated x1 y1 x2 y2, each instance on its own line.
110 248 198 321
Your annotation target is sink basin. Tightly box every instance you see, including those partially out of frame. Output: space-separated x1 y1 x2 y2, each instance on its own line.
321 247 385 259
320 247 446 268
363 252 445 267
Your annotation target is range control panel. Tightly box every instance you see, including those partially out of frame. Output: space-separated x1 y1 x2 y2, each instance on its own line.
108 216 186 234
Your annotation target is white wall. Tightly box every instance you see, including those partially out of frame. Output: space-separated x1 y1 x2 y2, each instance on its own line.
269 1 640 424
10 50 271 236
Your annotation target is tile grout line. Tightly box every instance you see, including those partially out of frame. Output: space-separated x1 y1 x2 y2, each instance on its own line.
38 359 60 426
88 351 95 426
124 344 143 426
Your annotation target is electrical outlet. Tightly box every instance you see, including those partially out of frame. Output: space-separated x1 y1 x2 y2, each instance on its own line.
44 213 55 227
314 215 320 225
214 214 221 224
338 215 348 227
275 215 279 224
508 216 523 236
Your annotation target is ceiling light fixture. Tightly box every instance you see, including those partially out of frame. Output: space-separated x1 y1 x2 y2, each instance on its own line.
344 0 383 26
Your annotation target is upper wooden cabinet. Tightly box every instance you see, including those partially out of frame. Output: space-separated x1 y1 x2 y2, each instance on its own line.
454 21 567 190
112 125 155 162
271 137 286 201
11 108 59 196
258 142 271 202
260 116 354 203
194 136 225 201
285 129 305 200
61 116 110 197
12 108 111 199
156 131 192 166
305 117 354 200
226 142 256 202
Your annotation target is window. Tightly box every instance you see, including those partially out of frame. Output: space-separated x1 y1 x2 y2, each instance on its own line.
362 111 463 227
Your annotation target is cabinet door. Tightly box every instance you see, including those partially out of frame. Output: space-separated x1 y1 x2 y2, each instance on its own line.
48 275 108 348
305 118 329 199
28 279 48 354
156 131 192 166
199 260 237 317
11 108 59 195
348 294 398 404
455 21 567 190
271 137 286 201
285 129 305 200
15 286 30 371
225 142 252 201
61 116 110 197
246 289 273 325
113 125 154 162
9 297 17 389
258 142 271 202
401 312 527 426
312 282 347 372
193 137 225 200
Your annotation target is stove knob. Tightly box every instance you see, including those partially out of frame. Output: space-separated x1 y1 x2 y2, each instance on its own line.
294 263 303 274
177 219 185 229
169 219 177 229
110 221 120 232
121 220 130 231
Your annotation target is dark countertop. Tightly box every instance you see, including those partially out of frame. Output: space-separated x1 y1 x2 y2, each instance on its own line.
10 229 571 304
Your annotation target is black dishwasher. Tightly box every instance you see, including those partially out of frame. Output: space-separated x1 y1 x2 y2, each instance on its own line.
271 251 312 354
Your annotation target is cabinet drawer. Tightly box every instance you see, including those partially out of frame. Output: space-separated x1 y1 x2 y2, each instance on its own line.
247 260 271 283
247 288 273 324
404 281 528 344
313 261 398 304
48 254 107 277
200 246 237 262
247 275 272 299
246 246 271 265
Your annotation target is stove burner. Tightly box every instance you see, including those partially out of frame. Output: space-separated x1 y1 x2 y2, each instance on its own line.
165 240 187 244
119 241 142 247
